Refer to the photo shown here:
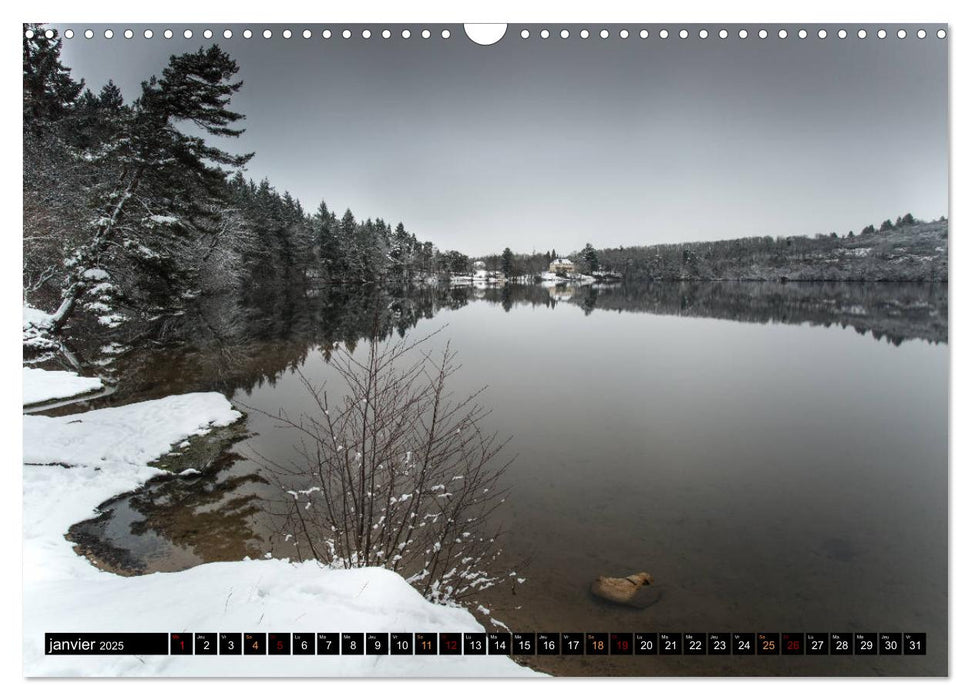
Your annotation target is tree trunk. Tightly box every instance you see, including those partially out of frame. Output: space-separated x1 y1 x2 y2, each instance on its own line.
48 170 141 334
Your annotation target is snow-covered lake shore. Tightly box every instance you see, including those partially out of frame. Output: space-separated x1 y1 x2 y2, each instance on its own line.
22 366 103 406
22 379 538 677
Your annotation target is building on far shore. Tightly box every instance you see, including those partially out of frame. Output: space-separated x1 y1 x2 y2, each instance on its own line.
549 258 575 274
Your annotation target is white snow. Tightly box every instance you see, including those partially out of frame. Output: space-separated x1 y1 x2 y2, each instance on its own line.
836 247 872 258
97 312 127 328
23 392 538 677
23 302 54 330
23 303 57 350
82 268 110 281
23 367 103 405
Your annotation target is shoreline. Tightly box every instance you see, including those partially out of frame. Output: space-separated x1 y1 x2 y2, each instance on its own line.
22 382 538 677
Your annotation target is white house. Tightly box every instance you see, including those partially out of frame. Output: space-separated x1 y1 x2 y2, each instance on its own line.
549 258 575 274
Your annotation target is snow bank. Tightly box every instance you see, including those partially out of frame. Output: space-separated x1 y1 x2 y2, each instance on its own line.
23 367 103 405
27 560 538 677
23 302 57 350
23 393 243 583
23 303 53 330
23 393 538 677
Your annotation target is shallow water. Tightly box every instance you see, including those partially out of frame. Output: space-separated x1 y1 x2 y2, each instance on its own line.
64 282 948 676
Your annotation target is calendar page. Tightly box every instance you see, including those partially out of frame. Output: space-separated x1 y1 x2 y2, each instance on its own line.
22 20 948 678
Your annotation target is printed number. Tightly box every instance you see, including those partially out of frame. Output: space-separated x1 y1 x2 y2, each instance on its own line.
713 640 726 651
397 640 410 651
373 640 382 650
567 640 579 650
469 640 482 650
348 640 357 650
640 639 654 651
228 640 235 650
543 640 555 650
786 640 799 651
617 640 629 651
203 640 210 650
860 640 873 651
762 639 776 651
909 640 921 651
251 640 259 651
884 640 897 651
689 640 701 651
664 639 677 650
300 640 308 651
737 640 750 650
836 640 848 651
446 640 458 651
324 639 332 650
811 640 823 650
593 640 605 650
421 640 433 650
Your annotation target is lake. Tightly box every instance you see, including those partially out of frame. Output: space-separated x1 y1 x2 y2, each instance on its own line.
60 281 948 676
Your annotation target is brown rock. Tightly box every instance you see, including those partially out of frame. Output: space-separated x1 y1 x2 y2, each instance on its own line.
590 572 655 606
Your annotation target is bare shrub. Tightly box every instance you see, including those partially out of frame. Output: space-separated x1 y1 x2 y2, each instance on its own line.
256 330 514 604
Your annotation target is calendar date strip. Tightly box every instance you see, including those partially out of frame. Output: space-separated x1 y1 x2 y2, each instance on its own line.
46 632 926 656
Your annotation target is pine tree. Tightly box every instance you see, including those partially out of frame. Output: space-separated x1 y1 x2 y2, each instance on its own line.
388 222 410 280
48 44 253 332
23 24 84 132
339 209 363 282
314 201 343 280
500 247 514 277
23 25 90 305
581 243 599 273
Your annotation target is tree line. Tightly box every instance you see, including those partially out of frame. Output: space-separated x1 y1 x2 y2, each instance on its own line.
23 25 443 341
593 216 947 282
462 244 601 279
480 217 947 284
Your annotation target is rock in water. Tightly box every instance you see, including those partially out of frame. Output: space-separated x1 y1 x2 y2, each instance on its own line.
590 572 655 606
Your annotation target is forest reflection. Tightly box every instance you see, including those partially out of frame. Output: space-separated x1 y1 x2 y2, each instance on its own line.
56 280 946 410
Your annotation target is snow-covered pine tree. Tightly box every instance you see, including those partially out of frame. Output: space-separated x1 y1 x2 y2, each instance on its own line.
280 191 316 284
339 209 363 283
23 24 83 131
313 200 343 282
49 44 253 333
23 25 87 306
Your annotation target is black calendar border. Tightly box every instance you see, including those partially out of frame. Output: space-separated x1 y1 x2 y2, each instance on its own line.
44 632 927 656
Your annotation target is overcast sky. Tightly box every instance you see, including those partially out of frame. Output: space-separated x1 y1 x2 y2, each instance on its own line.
56 24 948 256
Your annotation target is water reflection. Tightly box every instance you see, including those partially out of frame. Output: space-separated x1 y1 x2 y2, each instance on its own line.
54 279 947 675
48 281 945 412
68 431 273 574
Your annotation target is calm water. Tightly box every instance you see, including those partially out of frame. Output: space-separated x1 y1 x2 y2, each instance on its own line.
63 282 948 676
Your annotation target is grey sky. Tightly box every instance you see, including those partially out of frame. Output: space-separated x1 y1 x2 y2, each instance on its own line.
55 24 948 256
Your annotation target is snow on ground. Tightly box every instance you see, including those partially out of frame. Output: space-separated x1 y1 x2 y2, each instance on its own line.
23 367 103 405
23 392 538 677
23 303 54 329
23 302 57 351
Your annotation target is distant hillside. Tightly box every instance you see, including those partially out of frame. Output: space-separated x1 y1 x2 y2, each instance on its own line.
597 218 948 283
